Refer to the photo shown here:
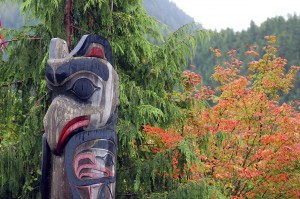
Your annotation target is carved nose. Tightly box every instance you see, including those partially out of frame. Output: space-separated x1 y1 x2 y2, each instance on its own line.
43 96 96 153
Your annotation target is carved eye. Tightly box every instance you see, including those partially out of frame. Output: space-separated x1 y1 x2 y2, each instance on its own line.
71 78 98 100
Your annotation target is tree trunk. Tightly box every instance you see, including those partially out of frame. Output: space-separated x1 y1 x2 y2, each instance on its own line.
65 0 72 50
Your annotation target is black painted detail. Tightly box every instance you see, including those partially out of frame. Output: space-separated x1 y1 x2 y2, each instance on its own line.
99 184 113 199
102 154 114 167
70 35 113 65
65 129 117 187
41 133 51 199
70 78 98 100
46 58 109 85
46 64 54 83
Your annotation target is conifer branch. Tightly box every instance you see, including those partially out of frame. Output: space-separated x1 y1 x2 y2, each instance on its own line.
71 25 90 34
0 37 43 46
0 77 33 88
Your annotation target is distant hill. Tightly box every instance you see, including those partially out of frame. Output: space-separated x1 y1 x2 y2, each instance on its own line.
0 0 24 28
0 0 198 32
0 1 23 29
143 0 200 31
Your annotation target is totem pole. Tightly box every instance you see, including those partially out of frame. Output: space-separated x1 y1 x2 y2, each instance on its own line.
41 35 119 199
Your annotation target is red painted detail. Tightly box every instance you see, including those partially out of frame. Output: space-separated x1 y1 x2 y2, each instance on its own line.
74 152 97 171
0 38 5 52
85 47 105 59
0 19 6 52
74 151 113 180
57 116 90 153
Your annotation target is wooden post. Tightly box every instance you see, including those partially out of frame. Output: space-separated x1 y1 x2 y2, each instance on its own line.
41 35 119 199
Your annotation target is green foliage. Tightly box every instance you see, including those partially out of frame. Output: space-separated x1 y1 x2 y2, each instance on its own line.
0 0 212 198
145 180 226 199
192 15 300 103
0 25 48 197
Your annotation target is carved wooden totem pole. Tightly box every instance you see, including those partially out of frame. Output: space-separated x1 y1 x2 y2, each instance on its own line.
41 35 119 199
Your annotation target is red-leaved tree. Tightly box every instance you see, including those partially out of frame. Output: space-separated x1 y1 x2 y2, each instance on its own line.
143 36 300 198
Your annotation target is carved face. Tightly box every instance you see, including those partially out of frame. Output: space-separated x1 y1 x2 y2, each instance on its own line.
44 35 119 154
65 130 117 199
43 35 119 199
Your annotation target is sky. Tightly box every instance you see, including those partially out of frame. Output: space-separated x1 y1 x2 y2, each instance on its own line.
170 0 299 32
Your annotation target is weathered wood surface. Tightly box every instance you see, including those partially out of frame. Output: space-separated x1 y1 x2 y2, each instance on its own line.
42 35 119 199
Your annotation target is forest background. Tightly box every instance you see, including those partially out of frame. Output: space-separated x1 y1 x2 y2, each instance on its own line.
0 0 299 198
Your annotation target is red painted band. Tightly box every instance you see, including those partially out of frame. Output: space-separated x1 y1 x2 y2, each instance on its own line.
57 116 90 154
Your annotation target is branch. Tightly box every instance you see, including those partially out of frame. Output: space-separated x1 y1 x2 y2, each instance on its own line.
0 37 43 46
34 94 47 106
71 25 90 34
0 77 33 88
242 134 258 168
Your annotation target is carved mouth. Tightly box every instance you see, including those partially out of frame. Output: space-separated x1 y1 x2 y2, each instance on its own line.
57 116 90 154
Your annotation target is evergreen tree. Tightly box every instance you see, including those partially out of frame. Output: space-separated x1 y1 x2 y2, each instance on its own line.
0 0 212 198
192 15 300 103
